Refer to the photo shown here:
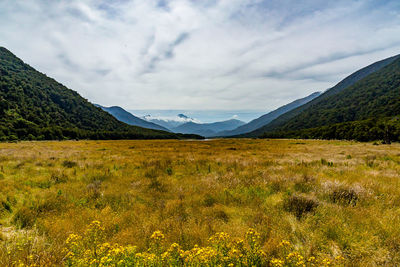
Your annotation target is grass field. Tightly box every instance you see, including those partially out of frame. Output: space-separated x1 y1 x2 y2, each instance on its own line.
0 139 399 266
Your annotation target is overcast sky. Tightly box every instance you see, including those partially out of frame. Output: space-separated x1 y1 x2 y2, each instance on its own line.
1 0 400 111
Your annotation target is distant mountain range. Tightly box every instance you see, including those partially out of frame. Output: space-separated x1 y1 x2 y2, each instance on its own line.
0 47 201 141
245 53 400 141
142 113 198 130
214 92 321 137
96 105 170 132
95 107 245 137
172 119 245 137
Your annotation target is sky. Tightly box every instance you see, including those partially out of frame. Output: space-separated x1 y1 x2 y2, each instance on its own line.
1 0 400 112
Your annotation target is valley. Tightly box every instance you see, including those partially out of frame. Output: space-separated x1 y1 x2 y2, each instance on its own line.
0 139 399 265
1 0 400 266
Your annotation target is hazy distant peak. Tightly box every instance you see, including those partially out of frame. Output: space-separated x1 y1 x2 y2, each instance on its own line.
177 114 190 119
96 104 170 132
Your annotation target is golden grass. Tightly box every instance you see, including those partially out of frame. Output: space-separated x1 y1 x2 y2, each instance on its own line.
0 139 399 265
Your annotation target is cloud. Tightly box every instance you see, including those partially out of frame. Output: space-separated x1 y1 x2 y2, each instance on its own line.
143 32 190 73
0 0 400 111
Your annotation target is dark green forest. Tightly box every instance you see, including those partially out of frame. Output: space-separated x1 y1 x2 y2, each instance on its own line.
0 47 201 141
261 117 400 142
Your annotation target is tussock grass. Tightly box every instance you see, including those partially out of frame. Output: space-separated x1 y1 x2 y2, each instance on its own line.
0 139 399 265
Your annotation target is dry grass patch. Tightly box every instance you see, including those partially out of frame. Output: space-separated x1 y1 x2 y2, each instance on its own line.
0 139 398 265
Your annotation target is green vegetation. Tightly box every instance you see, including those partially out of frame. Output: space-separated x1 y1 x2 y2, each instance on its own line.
274 58 400 131
261 116 400 142
0 139 400 266
217 92 321 137
0 47 201 141
247 54 400 140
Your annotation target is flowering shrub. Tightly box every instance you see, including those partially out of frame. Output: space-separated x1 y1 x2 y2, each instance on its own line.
64 221 344 266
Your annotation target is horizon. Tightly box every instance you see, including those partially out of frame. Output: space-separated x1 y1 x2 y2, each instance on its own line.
1 0 400 111
128 109 267 123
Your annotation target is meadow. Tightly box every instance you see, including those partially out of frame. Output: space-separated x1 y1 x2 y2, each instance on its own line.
0 139 399 266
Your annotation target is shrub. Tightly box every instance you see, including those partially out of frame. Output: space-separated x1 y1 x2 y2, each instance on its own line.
330 187 359 206
270 180 283 193
148 177 165 192
12 207 37 229
7 135 18 142
283 195 319 219
62 160 77 168
320 158 334 167
203 194 216 207
0 199 12 219
1 200 12 213
213 209 229 223
323 181 364 206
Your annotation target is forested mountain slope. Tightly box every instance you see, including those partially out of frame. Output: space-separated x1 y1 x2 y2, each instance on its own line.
246 54 400 137
0 47 197 140
215 92 320 137
258 56 400 141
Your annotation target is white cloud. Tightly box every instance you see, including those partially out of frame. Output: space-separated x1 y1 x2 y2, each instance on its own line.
0 0 400 111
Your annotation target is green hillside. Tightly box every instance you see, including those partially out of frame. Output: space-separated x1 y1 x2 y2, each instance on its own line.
259 56 400 141
215 91 320 137
0 47 198 141
247 54 400 137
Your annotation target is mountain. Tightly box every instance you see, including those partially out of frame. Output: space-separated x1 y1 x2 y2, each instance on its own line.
96 105 170 132
256 55 400 141
0 47 201 141
215 92 321 137
172 119 245 137
177 114 190 119
142 113 198 130
246 53 400 137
